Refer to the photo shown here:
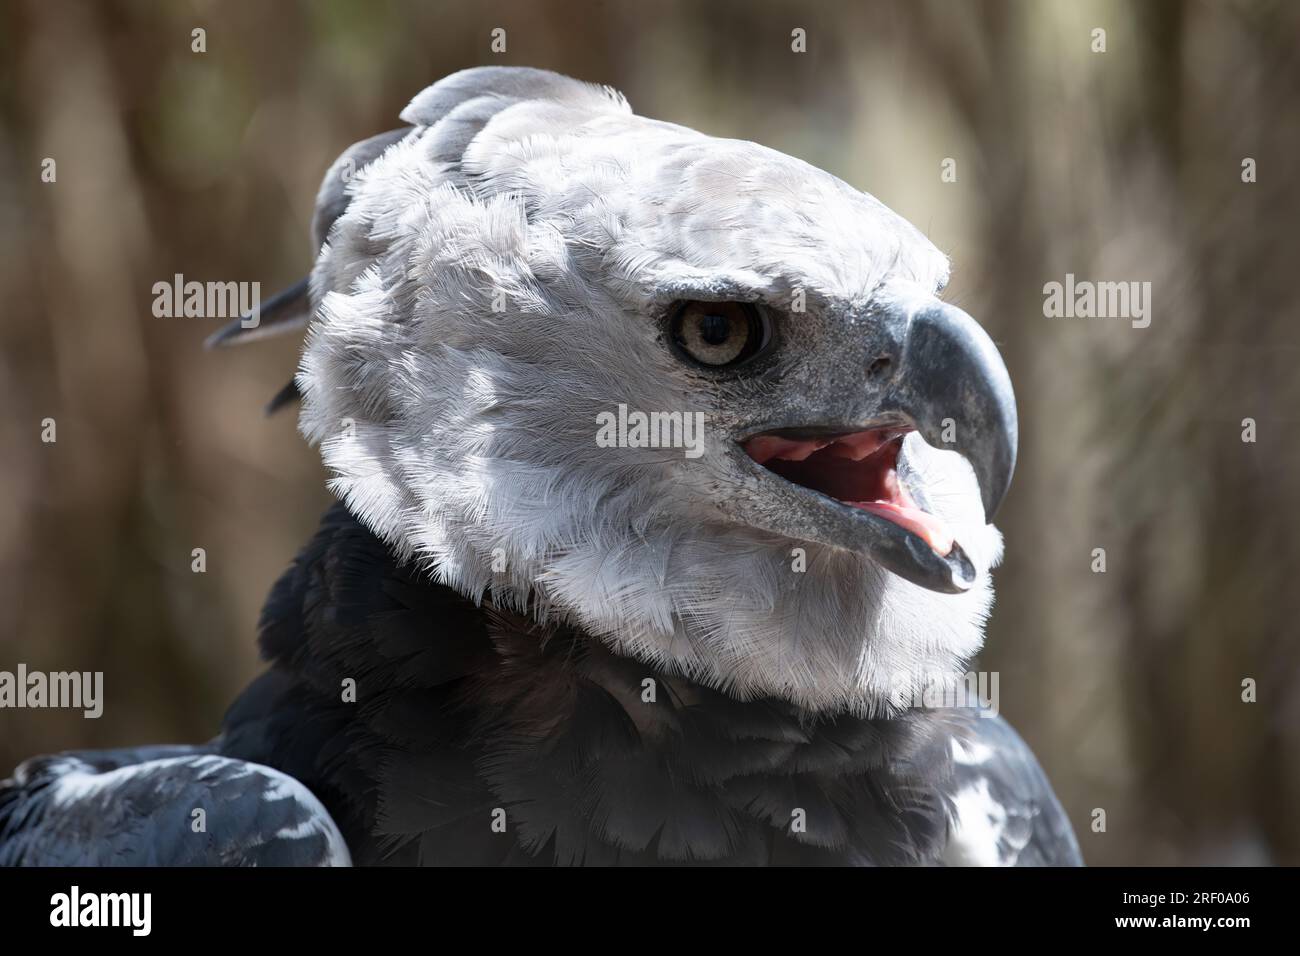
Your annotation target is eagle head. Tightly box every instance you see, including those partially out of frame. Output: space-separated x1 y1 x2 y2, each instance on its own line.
293 68 1016 715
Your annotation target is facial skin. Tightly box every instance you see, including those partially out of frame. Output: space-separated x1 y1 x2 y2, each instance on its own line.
297 72 1013 716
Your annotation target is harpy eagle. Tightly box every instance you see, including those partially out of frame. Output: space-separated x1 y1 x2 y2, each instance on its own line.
0 68 1082 866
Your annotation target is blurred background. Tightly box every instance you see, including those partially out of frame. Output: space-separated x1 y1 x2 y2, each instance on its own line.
1 0 1297 865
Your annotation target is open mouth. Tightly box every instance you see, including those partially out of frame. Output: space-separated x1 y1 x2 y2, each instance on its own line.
743 428 955 557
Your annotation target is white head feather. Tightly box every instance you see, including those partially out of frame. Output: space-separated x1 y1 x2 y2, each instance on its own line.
297 68 1003 716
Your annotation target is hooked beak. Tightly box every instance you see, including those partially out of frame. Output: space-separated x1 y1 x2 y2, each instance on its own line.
882 302 1018 524
737 301 1017 594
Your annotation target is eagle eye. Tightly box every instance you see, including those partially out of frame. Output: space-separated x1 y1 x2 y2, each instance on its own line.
669 301 767 368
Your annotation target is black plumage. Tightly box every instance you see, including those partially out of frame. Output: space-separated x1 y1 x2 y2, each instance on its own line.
1 504 1082 866
0 747 346 866
216 503 1079 866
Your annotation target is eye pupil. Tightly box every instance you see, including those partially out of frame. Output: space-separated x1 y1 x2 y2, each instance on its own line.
669 300 769 369
699 313 731 345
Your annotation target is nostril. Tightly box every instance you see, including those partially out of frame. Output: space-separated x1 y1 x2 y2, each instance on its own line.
866 355 893 380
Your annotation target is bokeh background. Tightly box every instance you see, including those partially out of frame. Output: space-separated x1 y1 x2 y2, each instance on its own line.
1 0 1297 865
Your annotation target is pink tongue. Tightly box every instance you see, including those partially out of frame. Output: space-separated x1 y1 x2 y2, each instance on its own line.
744 430 957 558
851 500 955 557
